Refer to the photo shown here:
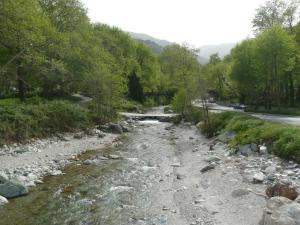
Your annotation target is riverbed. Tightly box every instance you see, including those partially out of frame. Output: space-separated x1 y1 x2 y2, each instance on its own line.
0 112 270 225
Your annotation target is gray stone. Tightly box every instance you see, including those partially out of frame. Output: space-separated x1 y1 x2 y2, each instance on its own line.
238 144 252 156
250 143 259 152
253 172 265 183
260 197 300 225
231 189 250 198
265 166 277 174
108 123 123 134
201 164 215 173
83 159 100 165
0 176 28 198
205 156 221 163
108 154 121 160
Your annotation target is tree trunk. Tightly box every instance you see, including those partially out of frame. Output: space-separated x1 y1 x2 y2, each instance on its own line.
289 72 295 107
16 57 26 102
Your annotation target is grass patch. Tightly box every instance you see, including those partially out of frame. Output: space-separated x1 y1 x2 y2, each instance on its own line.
200 112 300 162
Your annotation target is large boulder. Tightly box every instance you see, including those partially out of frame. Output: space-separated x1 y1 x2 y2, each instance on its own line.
260 196 300 225
0 176 28 198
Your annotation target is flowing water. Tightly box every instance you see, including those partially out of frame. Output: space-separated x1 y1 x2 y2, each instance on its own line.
0 114 183 225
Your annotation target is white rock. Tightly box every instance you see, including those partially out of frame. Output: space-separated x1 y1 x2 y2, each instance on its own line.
0 195 8 205
259 145 267 154
253 172 265 183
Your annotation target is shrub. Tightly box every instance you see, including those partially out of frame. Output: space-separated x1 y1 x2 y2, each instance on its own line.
200 111 300 162
0 100 91 144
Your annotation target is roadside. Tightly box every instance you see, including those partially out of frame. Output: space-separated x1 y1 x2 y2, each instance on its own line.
194 102 300 126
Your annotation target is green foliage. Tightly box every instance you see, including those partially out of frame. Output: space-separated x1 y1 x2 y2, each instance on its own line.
0 100 91 144
200 112 300 162
200 112 237 138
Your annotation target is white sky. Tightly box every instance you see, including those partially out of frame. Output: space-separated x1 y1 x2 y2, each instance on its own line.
82 0 267 46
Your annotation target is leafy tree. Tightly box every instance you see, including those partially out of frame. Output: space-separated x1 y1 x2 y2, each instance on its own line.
253 0 299 32
0 0 54 101
159 44 202 115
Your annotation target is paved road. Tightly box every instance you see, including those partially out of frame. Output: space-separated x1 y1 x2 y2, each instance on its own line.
195 103 300 126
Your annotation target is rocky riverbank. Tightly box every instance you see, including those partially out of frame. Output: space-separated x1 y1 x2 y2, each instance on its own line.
0 121 134 204
2 114 300 224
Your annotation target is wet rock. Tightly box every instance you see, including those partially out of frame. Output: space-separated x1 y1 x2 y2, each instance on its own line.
231 189 250 198
260 196 300 225
83 159 100 165
253 172 265 183
266 183 298 200
201 164 215 173
0 176 28 198
0 195 8 205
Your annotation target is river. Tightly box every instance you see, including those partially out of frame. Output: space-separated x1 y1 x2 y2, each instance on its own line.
0 108 266 225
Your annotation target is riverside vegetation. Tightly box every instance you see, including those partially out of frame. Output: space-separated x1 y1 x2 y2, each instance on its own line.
2 0 300 172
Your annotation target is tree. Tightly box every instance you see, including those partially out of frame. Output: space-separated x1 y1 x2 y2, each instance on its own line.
253 0 300 33
257 25 297 109
0 0 53 101
230 39 261 105
159 44 202 115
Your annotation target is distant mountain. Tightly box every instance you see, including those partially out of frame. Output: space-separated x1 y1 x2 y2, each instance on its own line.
128 32 236 64
136 39 164 54
128 32 173 47
199 43 237 60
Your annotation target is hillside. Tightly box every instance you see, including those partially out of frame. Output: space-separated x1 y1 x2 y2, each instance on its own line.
128 32 236 64
128 32 173 47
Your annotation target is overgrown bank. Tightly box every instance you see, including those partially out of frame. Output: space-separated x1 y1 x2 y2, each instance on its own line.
0 98 144 145
198 112 300 162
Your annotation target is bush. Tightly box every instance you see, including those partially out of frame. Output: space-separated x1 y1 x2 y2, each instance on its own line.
200 111 300 162
0 100 91 144
200 112 238 138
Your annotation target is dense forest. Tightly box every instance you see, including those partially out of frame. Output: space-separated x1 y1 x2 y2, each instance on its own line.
206 0 300 112
0 0 203 143
1 0 300 143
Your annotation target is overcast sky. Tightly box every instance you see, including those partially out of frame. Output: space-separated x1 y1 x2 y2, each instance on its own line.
82 0 267 46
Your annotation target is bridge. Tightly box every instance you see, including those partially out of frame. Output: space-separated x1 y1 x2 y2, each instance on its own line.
119 112 180 122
